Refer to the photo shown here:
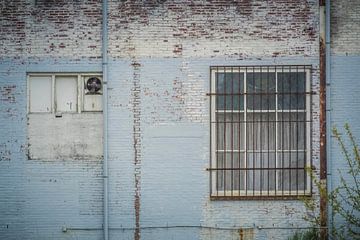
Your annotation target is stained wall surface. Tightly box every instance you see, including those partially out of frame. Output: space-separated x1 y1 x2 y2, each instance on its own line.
0 1 321 240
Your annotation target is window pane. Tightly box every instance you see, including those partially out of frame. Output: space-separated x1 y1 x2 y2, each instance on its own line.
247 113 276 150
247 153 276 191
55 76 78 112
247 72 276 110
217 113 245 150
216 153 245 191
29 76 52 113
216 72 244 110
278 153 306 191
278 113 305 150
278 72 306 110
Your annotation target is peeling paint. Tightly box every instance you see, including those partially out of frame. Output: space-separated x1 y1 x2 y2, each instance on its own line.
0 143 11 161
0 85 17 103
132 60 142 240
27 113 103 161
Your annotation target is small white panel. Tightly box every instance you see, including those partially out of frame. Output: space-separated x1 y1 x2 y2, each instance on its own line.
28 113 103 160
29 76 52 113
83 94 102 111
55 76 78 112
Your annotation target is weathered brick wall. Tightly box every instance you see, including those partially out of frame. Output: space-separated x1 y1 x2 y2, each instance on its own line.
331 0 360 55
0 1 321 240
108 0 318 58
0 0 102 59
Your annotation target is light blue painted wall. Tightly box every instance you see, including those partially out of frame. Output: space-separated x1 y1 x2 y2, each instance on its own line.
329 55 360 233
0 59 104 240
0 65 27 239
0 56 320 240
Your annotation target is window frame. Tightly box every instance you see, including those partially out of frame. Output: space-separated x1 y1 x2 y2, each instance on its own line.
27 73 102 114
209 66 312 200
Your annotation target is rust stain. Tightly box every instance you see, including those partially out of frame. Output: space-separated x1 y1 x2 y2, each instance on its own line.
319 37 327 240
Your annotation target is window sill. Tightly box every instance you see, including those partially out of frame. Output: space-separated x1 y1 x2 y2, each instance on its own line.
210 194 311 201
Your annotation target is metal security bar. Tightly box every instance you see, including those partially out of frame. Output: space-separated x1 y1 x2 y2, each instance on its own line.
208 65 313 199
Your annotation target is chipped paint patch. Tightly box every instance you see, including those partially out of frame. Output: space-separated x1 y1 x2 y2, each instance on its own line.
27 113 103 161
0 85 17 103
0 143 11 161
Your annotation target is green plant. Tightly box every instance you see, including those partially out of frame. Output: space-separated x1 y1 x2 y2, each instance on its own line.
297 124 360 240
330 124 360 239
288 228 319 240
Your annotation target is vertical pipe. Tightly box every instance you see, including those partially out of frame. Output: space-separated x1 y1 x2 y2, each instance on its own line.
319 0 327 239
325 0 332 238
209 68 212 196
231 67 234 196
102 0 109 240
223 67 227 196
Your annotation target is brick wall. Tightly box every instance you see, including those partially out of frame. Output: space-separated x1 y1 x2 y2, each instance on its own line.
0 1 321 239
108 0 318 58
331 0 360 55
0 0 102 59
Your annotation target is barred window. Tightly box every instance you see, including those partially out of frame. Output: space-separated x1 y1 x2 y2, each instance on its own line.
209 66 312 199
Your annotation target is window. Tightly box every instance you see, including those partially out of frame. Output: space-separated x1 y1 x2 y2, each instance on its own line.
27 73 103 161
28 73 102 113
209 66 312 199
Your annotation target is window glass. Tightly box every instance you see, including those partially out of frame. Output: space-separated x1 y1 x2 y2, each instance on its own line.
247 152 276 191
216 72 244 110
247 72 276 110
278 113 306 150
217 113 245 150
278 72 306 110
278 153 306 191
247 113 276 150
55 76 78 112
216 153 246 191
29 76 52 113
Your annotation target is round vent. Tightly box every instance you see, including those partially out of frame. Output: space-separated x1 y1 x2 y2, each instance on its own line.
86 77 102 94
